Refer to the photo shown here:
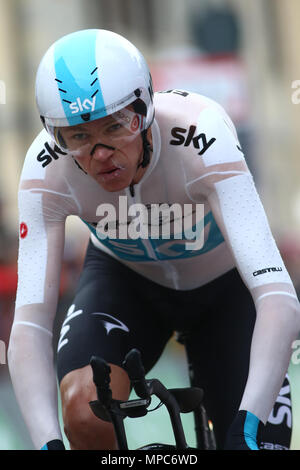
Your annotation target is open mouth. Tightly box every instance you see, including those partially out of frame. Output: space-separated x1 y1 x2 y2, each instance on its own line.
97 159 126 183
99 166 118 175
97 165 125 183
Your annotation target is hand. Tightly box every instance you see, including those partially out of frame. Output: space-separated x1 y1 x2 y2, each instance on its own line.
224 410 261 450
41 439 65 450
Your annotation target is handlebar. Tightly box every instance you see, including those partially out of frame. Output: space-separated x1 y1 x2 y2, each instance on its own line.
89 349 204 450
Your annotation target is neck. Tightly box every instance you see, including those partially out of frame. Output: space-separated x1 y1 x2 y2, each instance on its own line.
131 127 153 186
132 163 148 185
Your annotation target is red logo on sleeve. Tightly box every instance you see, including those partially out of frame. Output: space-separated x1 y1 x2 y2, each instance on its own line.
20 222 28 239
130 114 142 133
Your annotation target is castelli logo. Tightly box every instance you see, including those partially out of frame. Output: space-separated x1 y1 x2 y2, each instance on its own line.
20 222 28 239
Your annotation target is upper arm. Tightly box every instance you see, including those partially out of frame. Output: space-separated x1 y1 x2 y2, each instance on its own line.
14 132 81 329
15 185 67 331
183 104 297 301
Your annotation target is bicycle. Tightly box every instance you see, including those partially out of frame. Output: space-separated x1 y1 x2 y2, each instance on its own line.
89 331 217 451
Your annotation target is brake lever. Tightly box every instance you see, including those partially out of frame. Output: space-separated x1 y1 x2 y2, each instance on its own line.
90 355 112 406
122 349 149 399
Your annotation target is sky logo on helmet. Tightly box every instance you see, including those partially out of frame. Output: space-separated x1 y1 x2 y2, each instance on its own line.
69 96 96 114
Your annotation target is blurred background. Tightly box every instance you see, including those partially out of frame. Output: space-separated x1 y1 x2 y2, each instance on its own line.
0 0 300 450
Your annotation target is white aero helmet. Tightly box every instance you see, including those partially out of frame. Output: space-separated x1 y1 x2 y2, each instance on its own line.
35 29 154 160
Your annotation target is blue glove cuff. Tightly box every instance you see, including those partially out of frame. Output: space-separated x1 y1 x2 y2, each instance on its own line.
243 411 260 450
225 409 261 450
41 439 65 450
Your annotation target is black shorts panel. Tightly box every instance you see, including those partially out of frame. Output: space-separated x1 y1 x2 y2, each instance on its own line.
57 242 253 382
56 245 174 382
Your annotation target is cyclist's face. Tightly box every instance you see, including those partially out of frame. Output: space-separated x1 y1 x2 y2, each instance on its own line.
59 108 146 191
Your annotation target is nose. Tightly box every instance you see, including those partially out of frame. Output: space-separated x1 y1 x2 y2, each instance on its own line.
90 142 115 161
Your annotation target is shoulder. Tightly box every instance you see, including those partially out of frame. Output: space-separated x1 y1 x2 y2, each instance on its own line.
154 89 242 164
19 130 82 219
154 89 227 120
20 129 69 182
154 89 239 143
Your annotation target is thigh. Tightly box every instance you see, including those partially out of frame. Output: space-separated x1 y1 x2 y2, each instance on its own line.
56 242 173 384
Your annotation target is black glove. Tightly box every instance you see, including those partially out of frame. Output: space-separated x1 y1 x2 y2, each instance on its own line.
224 410 261 450
41 439 65 450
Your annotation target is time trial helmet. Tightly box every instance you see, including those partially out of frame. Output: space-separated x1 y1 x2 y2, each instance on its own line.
35 29 154 154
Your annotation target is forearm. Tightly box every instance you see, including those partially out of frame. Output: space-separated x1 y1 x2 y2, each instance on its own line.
8 323 63 449
239 294 300 423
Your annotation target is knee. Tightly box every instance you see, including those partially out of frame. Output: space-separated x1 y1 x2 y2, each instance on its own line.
60 364 130 450
62 377 116 449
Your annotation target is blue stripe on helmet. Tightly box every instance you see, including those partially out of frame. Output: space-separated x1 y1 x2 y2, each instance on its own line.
54 29 106 125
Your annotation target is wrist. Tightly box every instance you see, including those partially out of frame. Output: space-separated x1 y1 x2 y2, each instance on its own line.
41 439 65 450
225 410 261 450
241 410 260 449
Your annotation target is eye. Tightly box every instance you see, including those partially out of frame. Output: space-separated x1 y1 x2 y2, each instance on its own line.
107 123 122 133
72 133 89 141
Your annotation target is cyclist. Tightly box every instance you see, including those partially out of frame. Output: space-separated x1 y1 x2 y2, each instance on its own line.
8 29 300 451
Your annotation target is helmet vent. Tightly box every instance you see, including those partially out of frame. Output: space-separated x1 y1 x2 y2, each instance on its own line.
91 89 99 99
55 78 67 93
55 77 72 103
90 67 99 98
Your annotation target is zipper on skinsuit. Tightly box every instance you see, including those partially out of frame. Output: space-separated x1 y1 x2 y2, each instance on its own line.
126 183 181 289
126 183 157 260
